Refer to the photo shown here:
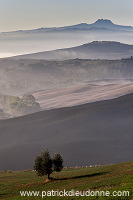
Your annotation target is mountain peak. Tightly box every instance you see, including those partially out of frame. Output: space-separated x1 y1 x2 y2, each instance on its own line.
94 19 114 25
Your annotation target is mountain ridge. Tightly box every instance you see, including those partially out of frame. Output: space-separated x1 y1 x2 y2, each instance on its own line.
2 19 133 34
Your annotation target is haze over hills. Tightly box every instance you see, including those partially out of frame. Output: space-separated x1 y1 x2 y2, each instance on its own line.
0 93 133 170
0 19 133 171
1 19 133 58
1 57 133 95
1 56 133 120
14 41 133 60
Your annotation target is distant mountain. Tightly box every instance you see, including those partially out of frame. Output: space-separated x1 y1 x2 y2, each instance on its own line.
3 19 133 34
0 93 133 170
87 19 133 31
14 41 133 60
56 19 133 32
1 20 133 59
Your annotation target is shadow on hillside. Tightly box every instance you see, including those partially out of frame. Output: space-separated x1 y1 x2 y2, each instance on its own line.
54 172 107 181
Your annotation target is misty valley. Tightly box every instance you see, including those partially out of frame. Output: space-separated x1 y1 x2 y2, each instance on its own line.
0 53 133 119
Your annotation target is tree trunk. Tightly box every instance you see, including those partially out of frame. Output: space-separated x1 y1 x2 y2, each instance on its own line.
48 173 50 180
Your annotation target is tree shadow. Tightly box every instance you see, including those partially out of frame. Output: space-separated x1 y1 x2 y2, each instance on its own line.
53 172 107 181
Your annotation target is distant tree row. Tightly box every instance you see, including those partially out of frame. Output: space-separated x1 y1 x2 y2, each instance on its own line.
0 94 41 117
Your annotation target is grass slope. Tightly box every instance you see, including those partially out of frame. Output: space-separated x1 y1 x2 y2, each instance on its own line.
0 162 133 200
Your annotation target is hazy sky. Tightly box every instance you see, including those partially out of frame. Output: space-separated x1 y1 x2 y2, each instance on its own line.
0 0 133 32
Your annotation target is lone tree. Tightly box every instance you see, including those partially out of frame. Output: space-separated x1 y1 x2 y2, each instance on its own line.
34 150 63 179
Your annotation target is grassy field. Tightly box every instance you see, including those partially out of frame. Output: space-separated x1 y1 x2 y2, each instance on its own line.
0 162 133 200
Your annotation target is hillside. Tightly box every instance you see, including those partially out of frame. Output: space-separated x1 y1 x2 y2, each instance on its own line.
0 161 133 200
14 41 133 60
33 83 133 110
0 93 133 171
1 57 133 95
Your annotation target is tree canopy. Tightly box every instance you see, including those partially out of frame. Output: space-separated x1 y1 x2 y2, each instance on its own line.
34 150 63 179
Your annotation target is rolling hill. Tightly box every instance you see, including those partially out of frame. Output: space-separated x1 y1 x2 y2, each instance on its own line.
33 83 133 110
14 41 133 60
1 57 133 95
0 93 133 170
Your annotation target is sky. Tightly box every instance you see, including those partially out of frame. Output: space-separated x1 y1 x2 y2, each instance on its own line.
0 0 133 32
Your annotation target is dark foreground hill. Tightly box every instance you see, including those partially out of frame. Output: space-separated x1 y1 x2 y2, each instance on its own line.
14 41 133 60
0 93 133 170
